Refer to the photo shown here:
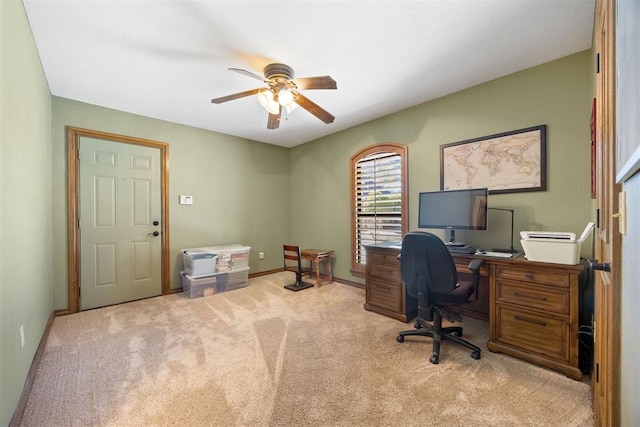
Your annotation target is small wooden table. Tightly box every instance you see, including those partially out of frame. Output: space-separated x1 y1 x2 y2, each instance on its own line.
301 249 334 286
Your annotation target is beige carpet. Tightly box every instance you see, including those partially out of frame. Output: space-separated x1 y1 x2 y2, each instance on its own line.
20 272 593 426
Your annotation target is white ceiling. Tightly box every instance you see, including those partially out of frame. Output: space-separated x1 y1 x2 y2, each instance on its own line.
23 0 595 148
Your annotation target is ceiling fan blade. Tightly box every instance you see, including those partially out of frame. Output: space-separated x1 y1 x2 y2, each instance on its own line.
267 105 282 130
292 76 337 90
291 91 335 124
211 88 261 104
229 68 266 81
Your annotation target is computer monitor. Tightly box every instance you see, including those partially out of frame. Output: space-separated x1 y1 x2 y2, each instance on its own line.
417 188 488 246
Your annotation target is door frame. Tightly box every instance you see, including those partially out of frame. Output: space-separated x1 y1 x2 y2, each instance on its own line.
67 126 170 313
594 0 621 423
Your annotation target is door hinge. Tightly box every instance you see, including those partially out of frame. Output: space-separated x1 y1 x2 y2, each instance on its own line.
596 208 600 229
596 53 600 74
596 363 599 383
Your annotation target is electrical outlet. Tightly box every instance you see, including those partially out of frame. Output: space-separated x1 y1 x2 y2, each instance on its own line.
19 325 25 348
258 251 265 260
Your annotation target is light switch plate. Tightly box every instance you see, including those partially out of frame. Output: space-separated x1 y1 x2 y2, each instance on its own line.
179 195 193 205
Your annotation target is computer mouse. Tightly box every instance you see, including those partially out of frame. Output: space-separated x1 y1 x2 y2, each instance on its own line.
476 250 486 255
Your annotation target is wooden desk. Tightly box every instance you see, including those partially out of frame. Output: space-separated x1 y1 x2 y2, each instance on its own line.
363 243 584 380
301 249 334 287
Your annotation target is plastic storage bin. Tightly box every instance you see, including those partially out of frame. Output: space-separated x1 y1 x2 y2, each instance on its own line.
182 251 218 277
182 245 250 273
181 267 250 298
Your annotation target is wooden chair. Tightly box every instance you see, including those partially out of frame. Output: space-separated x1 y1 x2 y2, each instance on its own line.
283 245 313 291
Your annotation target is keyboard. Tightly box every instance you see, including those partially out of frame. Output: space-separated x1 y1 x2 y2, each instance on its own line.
478 251 513 258
446 246 476 254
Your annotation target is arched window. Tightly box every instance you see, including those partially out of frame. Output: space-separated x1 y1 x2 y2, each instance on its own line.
350 143 408 277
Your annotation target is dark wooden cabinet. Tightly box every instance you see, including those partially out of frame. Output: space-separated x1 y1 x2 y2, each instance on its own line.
487 259 583 380
364 245 489 322
363 244 416 322
363 242 584 379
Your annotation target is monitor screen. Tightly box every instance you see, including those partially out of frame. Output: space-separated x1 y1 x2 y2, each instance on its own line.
418 188 488 231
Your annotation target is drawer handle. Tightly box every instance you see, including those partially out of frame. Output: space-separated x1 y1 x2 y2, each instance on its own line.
514 315 547 327
513 291 547 301
524 272 534 279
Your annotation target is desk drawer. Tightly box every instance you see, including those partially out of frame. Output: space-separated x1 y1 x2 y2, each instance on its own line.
368 262 400 281
496 265 568 287
367 249 400 266
495 305 569 361
368 277 402 312
496 281 569 315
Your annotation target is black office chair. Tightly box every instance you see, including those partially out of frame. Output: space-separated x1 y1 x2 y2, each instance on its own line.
396 231 484 364
283 245 313 291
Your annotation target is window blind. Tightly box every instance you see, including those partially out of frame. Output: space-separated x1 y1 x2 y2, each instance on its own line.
354 151 403 264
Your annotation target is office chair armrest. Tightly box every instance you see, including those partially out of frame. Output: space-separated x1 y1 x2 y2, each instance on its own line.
467 259 484 303
467 258 483 273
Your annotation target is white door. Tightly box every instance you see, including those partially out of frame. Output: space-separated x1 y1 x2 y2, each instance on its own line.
79 136 162 310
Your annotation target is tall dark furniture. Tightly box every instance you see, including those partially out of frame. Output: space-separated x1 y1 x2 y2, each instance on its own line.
394 232 484 364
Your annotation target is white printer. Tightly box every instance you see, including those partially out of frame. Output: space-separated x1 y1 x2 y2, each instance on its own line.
520 222 595 265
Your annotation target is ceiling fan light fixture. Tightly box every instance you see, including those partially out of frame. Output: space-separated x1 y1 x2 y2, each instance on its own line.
278 89 294 107
256 89 272 108
257 90 280 114
214 63 336 129
285 102 298 114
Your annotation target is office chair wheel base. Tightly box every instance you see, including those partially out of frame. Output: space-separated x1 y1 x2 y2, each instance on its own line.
471 351 481 360
429 355 439 364
414 322 423 329
396 335 405 343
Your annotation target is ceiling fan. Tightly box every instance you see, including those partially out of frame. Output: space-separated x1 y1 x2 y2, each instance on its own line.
211 63 337 130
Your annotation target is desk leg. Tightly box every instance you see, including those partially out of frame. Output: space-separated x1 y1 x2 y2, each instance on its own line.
314 258 321 286
303 254 333 287
316 255 333 286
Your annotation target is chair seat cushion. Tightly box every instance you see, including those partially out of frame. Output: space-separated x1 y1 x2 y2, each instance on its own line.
431 279 474 305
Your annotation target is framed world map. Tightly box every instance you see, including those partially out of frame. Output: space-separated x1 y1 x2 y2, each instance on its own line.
440 125 546 194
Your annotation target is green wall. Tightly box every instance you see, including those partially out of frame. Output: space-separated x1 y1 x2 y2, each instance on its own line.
290 51 593 284
51 98 291 310
0 0 53 424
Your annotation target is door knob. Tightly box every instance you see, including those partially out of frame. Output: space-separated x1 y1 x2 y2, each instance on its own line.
147 231 160 237
588 259 611 272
